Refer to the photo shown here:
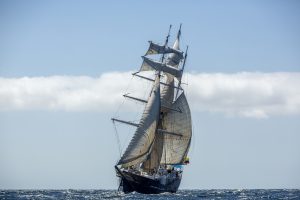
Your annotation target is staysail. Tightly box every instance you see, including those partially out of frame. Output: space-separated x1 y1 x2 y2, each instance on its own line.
117 75 161 168
160 92 192 164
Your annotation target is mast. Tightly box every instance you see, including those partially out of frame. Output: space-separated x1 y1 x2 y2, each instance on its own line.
175 45 188 99
141 26 174 172
161 25 172 64
162 25 172 168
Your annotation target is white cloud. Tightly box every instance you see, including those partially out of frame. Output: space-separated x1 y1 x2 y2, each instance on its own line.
186 72 300 118
0 72 300 118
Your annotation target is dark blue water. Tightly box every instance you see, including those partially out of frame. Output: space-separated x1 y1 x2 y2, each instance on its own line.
1 189 299 199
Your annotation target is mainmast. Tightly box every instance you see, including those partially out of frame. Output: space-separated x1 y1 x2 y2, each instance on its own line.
142 26 174 171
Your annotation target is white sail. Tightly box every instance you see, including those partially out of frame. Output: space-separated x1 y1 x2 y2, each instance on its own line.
141 130 164 171
160 92 192 164
166 28 181 67
145 41 184 59
140 56 182 79
117 75 161 167
161 74 175 112
141 76 175 171
161 26 182 112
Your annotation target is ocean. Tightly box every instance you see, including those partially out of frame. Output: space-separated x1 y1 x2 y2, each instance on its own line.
1 189 299 200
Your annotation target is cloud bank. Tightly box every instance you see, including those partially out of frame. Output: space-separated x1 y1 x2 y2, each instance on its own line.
187 72 300 118
0 72 300 118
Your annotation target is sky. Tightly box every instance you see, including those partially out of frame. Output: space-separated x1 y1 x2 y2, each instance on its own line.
0 0 300 189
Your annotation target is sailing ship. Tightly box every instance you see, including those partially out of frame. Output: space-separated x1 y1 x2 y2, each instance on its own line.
111 25 192 194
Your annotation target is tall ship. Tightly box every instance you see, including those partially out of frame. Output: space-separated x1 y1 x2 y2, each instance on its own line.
111 25 192 194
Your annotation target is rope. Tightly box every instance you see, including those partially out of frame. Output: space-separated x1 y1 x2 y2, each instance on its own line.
112 121 122 159
113 73 134 117
185 69 195 158
112 73 135 160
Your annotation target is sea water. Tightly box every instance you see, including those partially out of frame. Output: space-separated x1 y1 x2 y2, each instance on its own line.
1 189 300 199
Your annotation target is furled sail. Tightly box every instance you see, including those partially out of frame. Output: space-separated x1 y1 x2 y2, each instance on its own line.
145 41 184 60
117 75 161 168
160 92 192 165
140 56 182 79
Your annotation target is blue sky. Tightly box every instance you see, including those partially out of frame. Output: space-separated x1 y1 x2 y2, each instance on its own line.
0 0 300 189
1 0 300 77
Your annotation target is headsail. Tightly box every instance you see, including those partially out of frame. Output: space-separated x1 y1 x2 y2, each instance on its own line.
117 75 161 168
160 92 192 165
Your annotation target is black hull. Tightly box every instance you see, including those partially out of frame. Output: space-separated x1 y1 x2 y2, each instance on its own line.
116 167 181 194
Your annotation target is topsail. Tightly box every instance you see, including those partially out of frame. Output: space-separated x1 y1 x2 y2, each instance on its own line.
145 41 184 59
140 56 182 79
